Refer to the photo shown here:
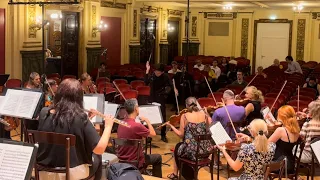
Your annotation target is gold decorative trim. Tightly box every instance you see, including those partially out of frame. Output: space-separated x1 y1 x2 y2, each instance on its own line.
191 16 197 37
162 13 167 38
204 12 237 19
100 1 126 9
28 4 36 38
241 18 249 58
167 9 183 16
252 19 293 73
312 12 320 19
133 10 137 37
92 5 97 38
140 5 158 14
296 19 306 61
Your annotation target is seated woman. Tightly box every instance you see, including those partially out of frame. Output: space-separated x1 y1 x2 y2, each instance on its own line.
80 72 97 94
165 97 213 180
268 105 300 173
244 86 264 124
256 66 267 78
26 72 42 89
217 119 276 179
44 79 58 107
297 100 320 163
37 78 114 180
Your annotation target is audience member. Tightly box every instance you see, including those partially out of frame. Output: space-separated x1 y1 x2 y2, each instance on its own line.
256 66 267 78
303 76 320 96
193 59 205 71
168 61 182 74
211 59 221 79
285 56 302 74
232 70 247 87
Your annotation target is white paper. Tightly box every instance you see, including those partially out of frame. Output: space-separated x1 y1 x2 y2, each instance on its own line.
138 106 163 124
311 140 320 163
83 96 98 123
0 143 34 180
0 89 42 119
0 96 4 109
104 102 119 117
210 122 232 145
261 106 276 124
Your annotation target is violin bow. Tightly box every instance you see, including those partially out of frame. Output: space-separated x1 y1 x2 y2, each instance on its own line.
238 73 259 97
221 98 238 137
297 85 300 112
113 81 127 101
172 79 180 113
43 75 55 97
204 76 218 105
84 109 130 127
267 80 287 119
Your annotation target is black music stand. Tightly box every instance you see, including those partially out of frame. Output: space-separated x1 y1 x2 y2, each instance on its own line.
0 74 9 86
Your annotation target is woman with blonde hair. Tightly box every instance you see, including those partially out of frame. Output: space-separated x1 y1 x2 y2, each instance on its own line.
217 119 276 179
79 72 96 94
244 86 264 123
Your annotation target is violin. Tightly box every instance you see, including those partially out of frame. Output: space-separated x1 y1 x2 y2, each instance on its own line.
157 109 188 129
0 116 20 131
234 98 250 106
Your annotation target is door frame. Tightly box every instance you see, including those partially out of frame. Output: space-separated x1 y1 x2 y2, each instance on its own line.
252 19 293 73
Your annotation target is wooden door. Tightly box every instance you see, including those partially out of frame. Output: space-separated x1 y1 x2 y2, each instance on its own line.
61 12 79 77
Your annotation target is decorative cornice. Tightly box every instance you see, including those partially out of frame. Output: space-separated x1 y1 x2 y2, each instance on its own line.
191 16 197 37
296 19 306 61
241 18 249 58
140 5 159 14
167 9 183 16
101 1 126 9
312 12 320 19
204 12 237 19
133 10 137 37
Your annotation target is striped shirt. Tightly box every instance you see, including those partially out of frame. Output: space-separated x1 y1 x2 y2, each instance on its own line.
300 120 320 152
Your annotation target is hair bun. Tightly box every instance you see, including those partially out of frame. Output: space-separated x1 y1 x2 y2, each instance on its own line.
258 130 264 136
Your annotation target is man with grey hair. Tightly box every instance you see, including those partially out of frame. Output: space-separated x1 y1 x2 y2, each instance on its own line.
212 90 245 138
117 99 163 178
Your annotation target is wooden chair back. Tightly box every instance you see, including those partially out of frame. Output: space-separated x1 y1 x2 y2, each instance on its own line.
264 159 285 180
28 130 76 180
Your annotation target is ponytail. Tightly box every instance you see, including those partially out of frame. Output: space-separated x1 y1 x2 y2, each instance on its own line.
187 102 199 112
254 131 268 153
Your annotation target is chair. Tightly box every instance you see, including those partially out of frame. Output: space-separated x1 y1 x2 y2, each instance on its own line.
113 79 128 85
133 71 145 79
5 79 22 88
299 91 316 100
62 75 76 80
287 100 309 109
97 82 113 90
197 98 216 107
48 77 61 85
122 90 138 100
130 80 145 90
28 130 76 180
265 93 286 105
310 137 320 180
178 134 215 180
99 87 116 94
117 84 131 92
96 77 110 85
300 88 317 97
111 138 143 169
264 159 285 180
137 86 150 105
47 73 60 79
208 92 223 100
290 95 313 104
118 70 132 77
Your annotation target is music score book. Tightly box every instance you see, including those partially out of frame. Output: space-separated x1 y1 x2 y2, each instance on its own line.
136 105 163 125
311 140 320 163
261 106 276 124
83 94 104 123
104 102 119 117
0 88 43 119
0 139 38 180
210 122 232 145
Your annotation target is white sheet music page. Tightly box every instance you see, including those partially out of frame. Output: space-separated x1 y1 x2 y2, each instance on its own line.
0 89 41 119
311 140 320 163
261 106 276 124
139 106 163 124
0 96 4 109
104 102 119 117
210 122 232 145
0 143 34 180
83 96 98 123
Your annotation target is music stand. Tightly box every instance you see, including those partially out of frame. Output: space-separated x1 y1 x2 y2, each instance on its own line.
0 74 9 87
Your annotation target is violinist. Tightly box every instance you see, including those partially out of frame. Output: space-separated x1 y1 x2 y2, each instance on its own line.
145 61 178 143
44 79 58 107
216 119 276 180
165 97 213 180
25 72 42 89
212 90 245 138
80 72 97 94
37 78 114 180
244 86 264 124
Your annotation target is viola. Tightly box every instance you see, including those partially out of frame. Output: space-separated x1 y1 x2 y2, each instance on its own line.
45 100 52 107
234 98 250 106
0 116 20 131
157 109 188 129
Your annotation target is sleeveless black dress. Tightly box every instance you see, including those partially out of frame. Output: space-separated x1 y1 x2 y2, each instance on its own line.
246 100 263 123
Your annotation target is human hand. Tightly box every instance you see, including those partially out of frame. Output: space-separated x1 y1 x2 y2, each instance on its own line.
88 109 99 120
139 116 150 124
174 88 179 96
146 61 150 73
104 114 115 127
215 144 226 152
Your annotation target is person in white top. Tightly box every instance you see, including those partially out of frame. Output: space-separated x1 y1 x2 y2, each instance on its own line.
210 59 221 79
193 59 205 71
168 61 182 74
229 56 238 65
285 56 302 74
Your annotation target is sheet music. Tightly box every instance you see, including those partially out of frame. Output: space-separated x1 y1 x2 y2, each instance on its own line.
83 96 98 123
0 89 42 119
210 122 232 145
0 96 4 109
311 140 320 163
138 106 163 124
0 143 34 180
261 106 276 124
104 102 119 117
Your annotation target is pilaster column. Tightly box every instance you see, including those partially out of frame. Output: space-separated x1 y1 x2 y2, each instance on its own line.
182 11 200 56
128 2 140 64
159 8 168 64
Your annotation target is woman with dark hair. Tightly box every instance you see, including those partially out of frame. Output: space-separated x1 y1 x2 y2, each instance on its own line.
37 78 114 180
165 97 213 180
26 72 42 89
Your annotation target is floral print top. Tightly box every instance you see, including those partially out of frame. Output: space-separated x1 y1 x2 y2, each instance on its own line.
177 118 213 161
229 142 276 180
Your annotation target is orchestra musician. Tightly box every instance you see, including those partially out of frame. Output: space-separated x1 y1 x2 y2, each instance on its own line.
296 100 320 163
216 119 276 180
117 99 163 178
244 86 264 124
25 72 42 89
44 79 58 107
37 78 114 180
145 62 178 143
80 72 97 94
212 90 246 138
165 97 213 180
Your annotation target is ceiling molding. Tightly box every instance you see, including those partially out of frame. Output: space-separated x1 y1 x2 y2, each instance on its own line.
251 1 269 8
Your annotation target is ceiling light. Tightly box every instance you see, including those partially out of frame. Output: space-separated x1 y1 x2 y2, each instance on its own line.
223 4 233 10
293 4 303 12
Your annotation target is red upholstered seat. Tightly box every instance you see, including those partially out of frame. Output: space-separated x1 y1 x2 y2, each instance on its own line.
208 92 223 101
62 75 76 80
290 95 314 103
113 79 128 85
118 70 132 77
100 87 116 94
5 79 22 88
265 93 286 105
136 86 150 96
133 71 144 79
197 98 216 107
47 73 60 79
117 84 131 92
97 82 113 90
122 90 138 100
96 77 110 85
130 80 145 90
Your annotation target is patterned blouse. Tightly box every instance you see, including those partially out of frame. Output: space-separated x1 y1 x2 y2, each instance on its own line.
177 118 213 161
229 143 276 180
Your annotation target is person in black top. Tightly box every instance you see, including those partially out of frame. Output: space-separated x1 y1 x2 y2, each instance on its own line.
37 78 114 180
244 86 264 123
303 76 320 96
144 61 178 143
